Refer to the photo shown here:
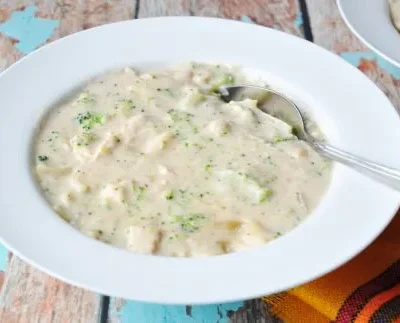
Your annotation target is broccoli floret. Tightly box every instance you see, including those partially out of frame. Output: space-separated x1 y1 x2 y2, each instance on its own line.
172 213 207 233
73 132 97 146
164 190 174 200
117 99 135 116
210 74 235 93
76 112 104 131
217 170 273 204
259 188 273 203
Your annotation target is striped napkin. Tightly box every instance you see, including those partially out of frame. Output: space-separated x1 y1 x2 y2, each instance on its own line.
263 212 400 323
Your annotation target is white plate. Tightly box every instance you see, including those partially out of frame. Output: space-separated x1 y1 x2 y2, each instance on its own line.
0 17 399 304
337 0 400 67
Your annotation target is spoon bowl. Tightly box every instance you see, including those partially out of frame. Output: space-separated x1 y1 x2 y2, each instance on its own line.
218 85 309 140
218 85 400 191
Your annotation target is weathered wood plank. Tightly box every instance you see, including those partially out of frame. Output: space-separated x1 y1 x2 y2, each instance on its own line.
0 1 136 322
0 0 136 70
306 0 400 112
139 0 303 36
109 0 301 322
0 256 100 323
228 300 281 323
305 0 365 52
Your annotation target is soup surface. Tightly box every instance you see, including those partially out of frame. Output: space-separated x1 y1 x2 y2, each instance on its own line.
34 63 331 257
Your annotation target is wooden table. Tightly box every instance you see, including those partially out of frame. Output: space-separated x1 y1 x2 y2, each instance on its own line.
0 1 399 322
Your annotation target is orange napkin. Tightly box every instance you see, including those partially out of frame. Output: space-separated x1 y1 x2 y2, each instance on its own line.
263 211 400 323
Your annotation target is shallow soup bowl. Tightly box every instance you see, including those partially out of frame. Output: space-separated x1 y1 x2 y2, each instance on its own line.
0 17 399 304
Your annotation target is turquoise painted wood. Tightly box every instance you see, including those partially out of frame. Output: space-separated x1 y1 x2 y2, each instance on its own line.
0 244 7 272
111 300 244 323
340 51 400 79
0 5 59 54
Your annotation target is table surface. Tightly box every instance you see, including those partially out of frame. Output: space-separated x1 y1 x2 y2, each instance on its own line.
0 0 399 322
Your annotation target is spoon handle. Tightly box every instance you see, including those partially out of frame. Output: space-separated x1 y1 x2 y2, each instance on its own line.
312 142 400 192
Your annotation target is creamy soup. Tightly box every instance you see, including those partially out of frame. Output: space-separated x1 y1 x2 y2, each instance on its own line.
34 63 331 257
389 0 400 31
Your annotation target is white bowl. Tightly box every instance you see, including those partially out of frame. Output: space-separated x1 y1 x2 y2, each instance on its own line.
0 17 399 304
337 0 400 68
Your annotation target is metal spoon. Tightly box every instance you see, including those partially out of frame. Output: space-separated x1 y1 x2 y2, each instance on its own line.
217 85 400 191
